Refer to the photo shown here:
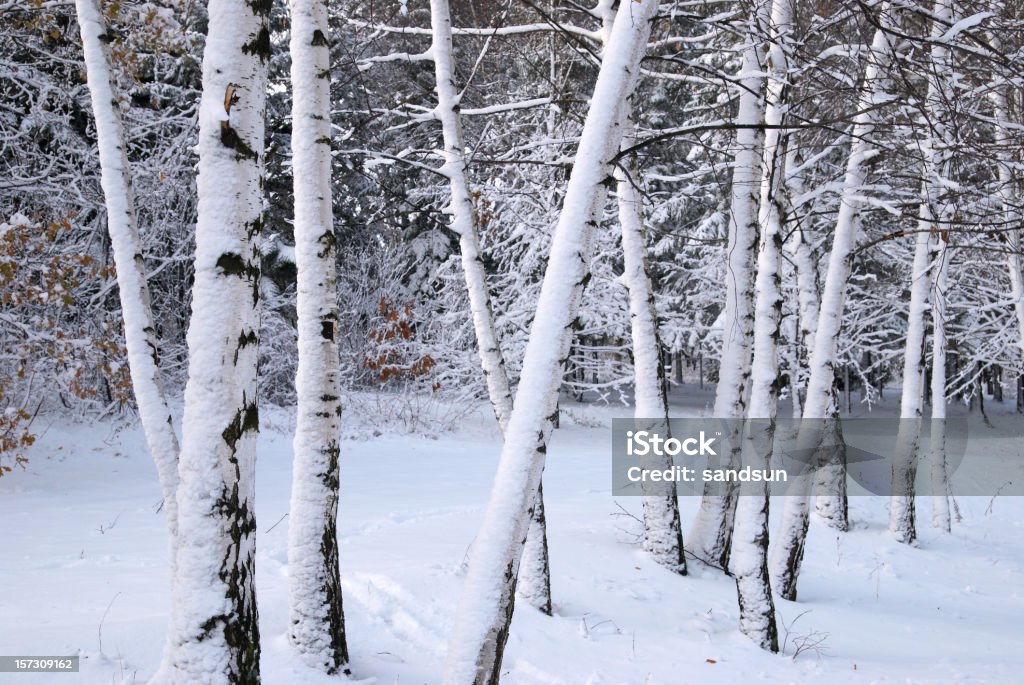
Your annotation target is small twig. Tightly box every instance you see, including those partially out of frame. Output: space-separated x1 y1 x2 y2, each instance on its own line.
778 609 813 654
97 511 123 535
985 481 1012 516
611 501 643 523
264 512 289 533
98 592 122 656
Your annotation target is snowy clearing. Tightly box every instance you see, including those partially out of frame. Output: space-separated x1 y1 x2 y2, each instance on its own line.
3 394 1023 684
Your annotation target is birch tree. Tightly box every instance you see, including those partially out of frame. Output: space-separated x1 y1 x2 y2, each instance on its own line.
593 0 687 576
74 1 184 678
889 0 957 544
772 2 897 600
286 0 349 672
930 232 951 532
688 1 764 571
443 2 660 682
427 0 552 613
168 0 270 680
617 116 687 574
731 0 783 652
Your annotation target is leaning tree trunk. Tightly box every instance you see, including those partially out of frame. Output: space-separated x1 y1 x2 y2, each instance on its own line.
442 3 659 683
168 0 269 681
688 3 764 571
74 3 183 681
285 0 348 672
771 5 896 601
890 0 955 544
617 116 686 575
732 0 784 653
428 0 552 615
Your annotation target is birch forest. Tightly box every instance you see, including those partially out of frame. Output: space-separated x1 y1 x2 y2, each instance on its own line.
2 0 1024 683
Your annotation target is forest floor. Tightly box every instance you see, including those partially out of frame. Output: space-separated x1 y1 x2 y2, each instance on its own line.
2 387 1024 684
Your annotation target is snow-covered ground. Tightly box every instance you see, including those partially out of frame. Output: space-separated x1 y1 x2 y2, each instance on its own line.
3 389 1024 684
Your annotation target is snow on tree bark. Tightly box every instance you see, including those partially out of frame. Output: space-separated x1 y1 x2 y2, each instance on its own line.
889 220 929 544
924 0 954 534
442 2 659 682
428 0 552 615
688 3 764 571
771 5 896 600
168 0 269 681
285 0 348 672
890 0 955 544
617 116 686 575
731 0 783 652
74 2 183 680
930 234 951 532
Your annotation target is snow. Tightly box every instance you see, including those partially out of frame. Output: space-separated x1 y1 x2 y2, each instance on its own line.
3 395 1024 683
938 12 993 43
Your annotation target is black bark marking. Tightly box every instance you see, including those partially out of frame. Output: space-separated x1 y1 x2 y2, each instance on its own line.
217 253 247 277
311 29 328 46
223 399 259 452
242 27 271 62
247 0 272 16
317 230 336 258
321 319 334 341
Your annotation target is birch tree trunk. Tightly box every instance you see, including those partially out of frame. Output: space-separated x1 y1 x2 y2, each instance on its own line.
731 0 783 652
930 234 951 532
286 0 348 672
617 118 686 574
771 4 895 600
428 0 552 615
689 1 764 570
74 3 183 680
168 0 269 681
994 86 1024 395
890 0 954 544
442 3 659 682
783 147 818 421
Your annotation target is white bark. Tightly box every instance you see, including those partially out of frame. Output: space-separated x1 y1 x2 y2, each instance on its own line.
890 0 955 543
930 234 951 532
887 227 930 543
617 118 686 574
428 0 552 615
783 146 818 421
771 5 895 600
731 0 783 653
442 2 658 682
689 3 763 569
74 4 183 681
994 88 1024 367
168 0 269 681
286 0 348 671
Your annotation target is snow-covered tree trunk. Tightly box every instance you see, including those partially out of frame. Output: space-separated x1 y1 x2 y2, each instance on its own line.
930 234 950 532
689 2 764 570
168 0 269 681
442 3 658 682
783 146 818 421
771 6 895 600
285 0 348 672
890 0 954 544
74 3 183 680
887 225 930 545
428 0 552 615
995 88 1024 373
731 0 783 652
617 117 686 574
